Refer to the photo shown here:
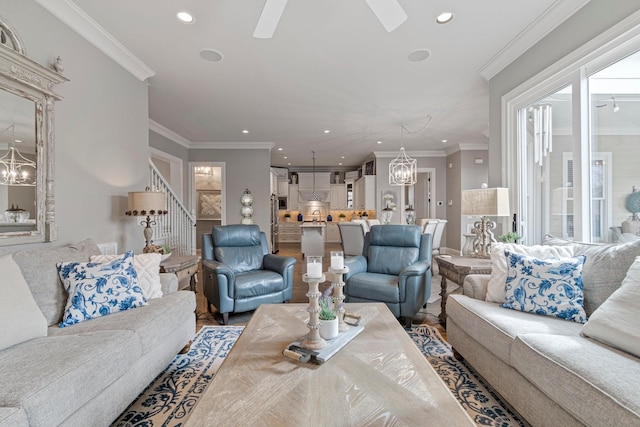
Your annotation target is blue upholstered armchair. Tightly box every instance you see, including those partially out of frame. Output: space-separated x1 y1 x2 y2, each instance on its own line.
201 224 296 324
344 224 432 327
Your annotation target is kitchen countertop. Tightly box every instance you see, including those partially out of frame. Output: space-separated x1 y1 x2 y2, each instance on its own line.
300 222 326 227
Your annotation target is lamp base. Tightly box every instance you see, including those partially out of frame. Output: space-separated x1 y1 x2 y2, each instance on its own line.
472 216 497 258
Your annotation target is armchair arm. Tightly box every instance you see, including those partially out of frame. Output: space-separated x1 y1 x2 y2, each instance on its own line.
462 274 490 300
344 255 368 281
202 259 236 300
263 254 296 275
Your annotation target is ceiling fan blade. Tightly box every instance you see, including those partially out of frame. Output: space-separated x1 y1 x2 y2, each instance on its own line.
253 0 289 39
364 0 407 32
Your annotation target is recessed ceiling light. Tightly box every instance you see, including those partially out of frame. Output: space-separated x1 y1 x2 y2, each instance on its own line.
283 156 288 159
436 12 454 24
338 163 343 166
408 49 430 62
176 11 194 23
199 49 223 62
277 147 283 151
377 141 382 144
287 162 291 165
323 129 331 134
341 156 345 159
14 139 22 143
442 139 448 143
242 129 250 134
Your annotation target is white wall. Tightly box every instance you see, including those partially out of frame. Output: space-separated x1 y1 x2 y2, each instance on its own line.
0 1 151 253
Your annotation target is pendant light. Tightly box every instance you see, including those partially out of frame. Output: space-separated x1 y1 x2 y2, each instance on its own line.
0 124 36 186
389 125 417 186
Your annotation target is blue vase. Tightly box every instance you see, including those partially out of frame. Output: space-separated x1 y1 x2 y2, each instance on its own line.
327 214 332 222
297 213 303 222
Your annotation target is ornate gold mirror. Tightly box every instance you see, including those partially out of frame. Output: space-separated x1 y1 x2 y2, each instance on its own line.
0 14 66 245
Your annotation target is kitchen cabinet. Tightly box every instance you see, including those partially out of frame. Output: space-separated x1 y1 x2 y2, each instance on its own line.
279 222 301 243
288 184 299 210
277 181 289 197
329 184 347 210
326 223 340 243
354 175 376 210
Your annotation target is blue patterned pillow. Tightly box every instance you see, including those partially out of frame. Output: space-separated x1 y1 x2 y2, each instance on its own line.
500 250 588 323
57 251 147 327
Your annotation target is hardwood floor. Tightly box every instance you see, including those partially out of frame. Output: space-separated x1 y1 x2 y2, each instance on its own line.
195 242 446 338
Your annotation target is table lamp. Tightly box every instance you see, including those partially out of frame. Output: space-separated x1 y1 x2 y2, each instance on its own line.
125 187 168 251
461 187 510 258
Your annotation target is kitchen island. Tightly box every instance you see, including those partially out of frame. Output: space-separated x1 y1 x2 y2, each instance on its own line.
300 222 326 258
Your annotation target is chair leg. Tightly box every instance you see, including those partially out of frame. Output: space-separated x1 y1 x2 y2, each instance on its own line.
452 347 464 361
221 312 229 325
404 317 413 328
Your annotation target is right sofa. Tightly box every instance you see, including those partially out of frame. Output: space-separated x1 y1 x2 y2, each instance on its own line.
446 237 640 427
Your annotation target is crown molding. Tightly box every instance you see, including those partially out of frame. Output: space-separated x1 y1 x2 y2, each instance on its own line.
478 0 591 80
189 141 275 150
35 0 155 81
148 120 191 148
373 150 447 158
443 143 489 156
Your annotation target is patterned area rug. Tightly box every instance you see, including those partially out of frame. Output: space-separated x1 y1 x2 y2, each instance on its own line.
407 326 528 426
113 325 527 426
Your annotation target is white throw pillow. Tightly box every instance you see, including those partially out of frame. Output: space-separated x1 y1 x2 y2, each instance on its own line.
486 243 574 303
581 256 640 357
57 251 147 327
501 251 588 323
91 252 163 299
0 254 47 350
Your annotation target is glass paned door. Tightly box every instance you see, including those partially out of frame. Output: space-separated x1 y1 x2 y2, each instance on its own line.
588 50 640 242
517 84 573 244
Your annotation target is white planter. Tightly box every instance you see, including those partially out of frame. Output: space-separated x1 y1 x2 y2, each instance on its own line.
319 318 339 340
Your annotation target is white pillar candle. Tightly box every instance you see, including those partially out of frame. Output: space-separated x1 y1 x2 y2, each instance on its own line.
306 256 323 278
330 251 344 270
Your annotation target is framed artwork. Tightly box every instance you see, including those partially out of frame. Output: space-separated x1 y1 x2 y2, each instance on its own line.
197 190 222 220
365 160 375 175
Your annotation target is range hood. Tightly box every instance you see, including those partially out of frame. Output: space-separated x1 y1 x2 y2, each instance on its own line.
297 172 330 201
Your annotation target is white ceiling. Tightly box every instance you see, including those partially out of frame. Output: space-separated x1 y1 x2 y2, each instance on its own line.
46 0 590 167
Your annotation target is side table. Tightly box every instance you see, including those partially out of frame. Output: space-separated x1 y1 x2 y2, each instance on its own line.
160 255 200 292
435 255 492 325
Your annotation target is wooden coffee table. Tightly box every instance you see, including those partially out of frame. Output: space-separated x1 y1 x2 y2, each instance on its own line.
186 303 473 426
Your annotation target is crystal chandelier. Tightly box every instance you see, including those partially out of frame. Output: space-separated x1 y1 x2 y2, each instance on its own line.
389 125 417 186
0 124 36 186
194 166 214 176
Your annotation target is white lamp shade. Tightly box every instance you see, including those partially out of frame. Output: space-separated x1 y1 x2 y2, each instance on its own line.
461 188 510 217
127 191 166 216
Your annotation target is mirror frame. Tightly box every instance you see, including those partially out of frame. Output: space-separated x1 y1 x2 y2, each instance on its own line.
0 16 67 246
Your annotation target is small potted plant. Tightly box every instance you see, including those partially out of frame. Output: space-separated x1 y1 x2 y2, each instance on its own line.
339 213 346 222
283 212 291 222
498 231 522 244
318 286 339 340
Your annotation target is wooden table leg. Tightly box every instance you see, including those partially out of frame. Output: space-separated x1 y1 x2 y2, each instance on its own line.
190 271 198 293
439 274 448 325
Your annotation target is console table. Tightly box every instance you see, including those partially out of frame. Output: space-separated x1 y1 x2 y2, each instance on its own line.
160 255 200 292
436 255 492 325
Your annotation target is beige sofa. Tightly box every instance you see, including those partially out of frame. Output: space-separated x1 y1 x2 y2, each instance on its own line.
0 239 196 426
447 238 640 427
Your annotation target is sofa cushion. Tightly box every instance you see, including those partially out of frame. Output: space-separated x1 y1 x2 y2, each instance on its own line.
11 238 102 326
543 235 640 315
511 333 640 426
48 290 196 355
0 254 47 351
0 329 142 427
501 251 587 323
91 252 163 300
446 294 582 365
57 251 147 327
486 243 574 303
581 256 640 358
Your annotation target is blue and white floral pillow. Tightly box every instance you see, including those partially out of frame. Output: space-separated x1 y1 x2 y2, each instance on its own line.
57 251 147 327
501 250 588 323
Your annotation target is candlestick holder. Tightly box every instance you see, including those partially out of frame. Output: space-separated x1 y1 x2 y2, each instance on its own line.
301 273 327 350
327 266 349 332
